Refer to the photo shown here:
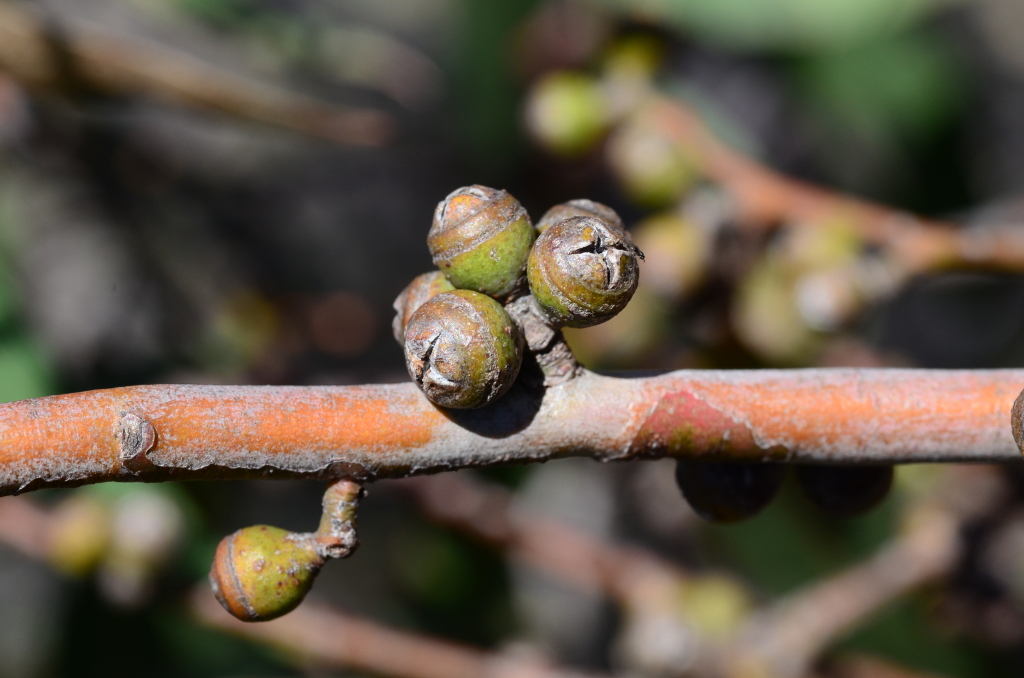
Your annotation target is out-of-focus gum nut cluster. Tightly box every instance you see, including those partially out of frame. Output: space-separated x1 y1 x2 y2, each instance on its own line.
535 199 624 235
46 487 186 607
528 215 641 328
795 465 894 518
674 460 786 523
210 525 324 622
98 489 186 607
404 290 524 409
631 213 711 300
524 71 611 158
607 120 699 207
732 221 865 364
428 185 535 299
47 494 112 576
392 271 455 343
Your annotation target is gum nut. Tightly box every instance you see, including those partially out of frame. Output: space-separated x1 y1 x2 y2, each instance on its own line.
392 271 455 343
528 215 641 328
535 199 626 235
427 185 535 299
675 460 787 523
209 525 324 622
524 71 610 157
606 121 698 207
796 465 894 518
403 289 523 409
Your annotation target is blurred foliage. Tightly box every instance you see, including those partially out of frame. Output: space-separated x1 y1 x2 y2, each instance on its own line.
584 0 955 52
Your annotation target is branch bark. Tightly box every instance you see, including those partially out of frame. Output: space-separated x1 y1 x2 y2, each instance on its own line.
1 368 1020 495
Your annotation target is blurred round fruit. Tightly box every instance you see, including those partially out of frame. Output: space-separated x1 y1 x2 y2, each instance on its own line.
675 459 787 523
795 464 894 518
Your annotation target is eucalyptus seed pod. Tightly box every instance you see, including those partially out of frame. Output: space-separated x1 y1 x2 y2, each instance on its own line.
404 289 524 409
535 199 625 235
528 215 642 328
209 525 324 622
675 460 786 523
428 185 535 299
392 271 455 343
524 71 611 157
795 465 894 518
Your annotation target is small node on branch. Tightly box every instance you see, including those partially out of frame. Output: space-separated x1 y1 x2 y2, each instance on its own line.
117 413 156 473
209 478 363 622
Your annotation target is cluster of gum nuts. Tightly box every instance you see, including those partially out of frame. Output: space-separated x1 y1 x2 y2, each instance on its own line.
206 187 893 625
393 184 644 408
206 187 646 624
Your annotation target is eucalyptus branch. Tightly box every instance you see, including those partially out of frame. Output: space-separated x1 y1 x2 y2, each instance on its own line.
640 95 1024 274
1 368 1020 496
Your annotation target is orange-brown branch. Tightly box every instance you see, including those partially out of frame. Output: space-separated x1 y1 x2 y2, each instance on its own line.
645 97 1024 273
1 368 1021 495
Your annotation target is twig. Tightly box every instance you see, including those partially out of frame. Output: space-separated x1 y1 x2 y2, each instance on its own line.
643 97 1024 273
721 466 1007 678
189 585 608 678
0 3 394 145
0 368 1020 495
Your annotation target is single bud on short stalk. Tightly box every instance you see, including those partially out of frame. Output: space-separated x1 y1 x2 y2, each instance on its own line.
524 71 611 157
795 465 894 518
535 199 625 235
392 271 455 343
528 215 642 328
675 460 786 523
428 185 535 299
404 290 524 409
210 525 324 622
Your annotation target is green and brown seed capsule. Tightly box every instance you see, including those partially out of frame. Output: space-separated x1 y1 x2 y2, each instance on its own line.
209 525 323 622
404 290 523 409
535 199 625 235
528 215 642 328
427 185 535 299
392 271 455 343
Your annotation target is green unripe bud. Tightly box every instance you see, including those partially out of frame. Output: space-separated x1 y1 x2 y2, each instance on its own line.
209 525 323 622
535 199 625 235
428 186 535 299
527 216 642 328
524 72 611 157
675 460 786 523
392 271 455 344
404 290 524 409
795 464 894 518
